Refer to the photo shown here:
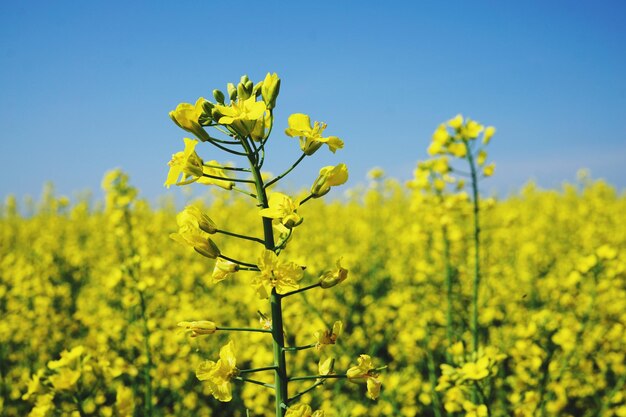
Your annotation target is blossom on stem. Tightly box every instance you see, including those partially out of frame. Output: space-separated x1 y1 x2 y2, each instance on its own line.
310 163 349 198
315 321 342 350
285 404 325 417
214 95 267 139
347 354 383 400
196 341 238 402
211 259 239 283
285 113 343 155
252 250 304 298
169 98 211 142
258 192 303 229
319 259 349 288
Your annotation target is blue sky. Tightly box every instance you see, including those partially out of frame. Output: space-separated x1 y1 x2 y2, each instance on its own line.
1 1 625 203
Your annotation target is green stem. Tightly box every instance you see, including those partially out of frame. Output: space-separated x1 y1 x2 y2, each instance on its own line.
465 142 481 356
217 254 258 269
298 194 315 206
283 343 317 352
216 326 272 333
234 376 275 389
282 283 321 297
206 137 249 156
265 153 307 189
216 229 265 245
442 223 454 358
239 366 278 374
232 186 257 199
139 291 153 417
289 374 347 382
287 380 324 403
240 136 288 417
203 164 250 172
202 173 255 184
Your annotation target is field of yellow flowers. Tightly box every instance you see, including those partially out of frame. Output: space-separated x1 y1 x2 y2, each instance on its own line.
2 171 625 417
2 73 626 417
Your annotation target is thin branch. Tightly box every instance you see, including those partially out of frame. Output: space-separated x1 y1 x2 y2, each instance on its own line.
289 374 347 382
218 254 258 270
287 380 324 403
298 193 315 206
216 326 272 333
231 187 257 199
265 153 307 189
282 283 321 298
283 343 317 352
239 366 278 374
201 173 255 184
216 229 265 245
204 164 251 172
234 376 274 389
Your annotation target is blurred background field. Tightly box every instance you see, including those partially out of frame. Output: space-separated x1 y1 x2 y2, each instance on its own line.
2 172 625 416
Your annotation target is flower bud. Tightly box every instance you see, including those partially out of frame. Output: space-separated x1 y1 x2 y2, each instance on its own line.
213 89 226 104
193 237 220 259
262 72 281 110
178 320 217 337
311 164 349 198
237 81 250 100
253 81 263 98
179 205 217 234
212 259 239 283
227 83 237 101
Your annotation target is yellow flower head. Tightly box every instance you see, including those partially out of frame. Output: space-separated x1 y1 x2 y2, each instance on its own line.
285 404 325 417
196 341 238 402
214 95 267 139
169 98 210 142
319 258 349 288
258 192 303 229
164 138 204 188
347 354 383 400
252 250 304 298
177 205 217 234
285 113 344 155
170 208 220 259
315 321 343 350
310 163 349 198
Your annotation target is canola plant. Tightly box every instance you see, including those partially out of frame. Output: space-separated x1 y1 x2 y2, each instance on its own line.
1 74 625 417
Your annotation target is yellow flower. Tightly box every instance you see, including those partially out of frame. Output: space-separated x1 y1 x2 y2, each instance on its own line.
164 138 205 188
196 341 238 402
483 163 495 177
211 259 239 283
214 95 267 138
169 98 210 142
49 368 81 391
285 404 325 417
252 250 304 298
170 209 220 259
319 259 349 288
285 113 344 155
178 320 217 337
177 205 217 234
47 346 85 370
460 357 490 381
477 150 487 166
347 354 383 399
447 114 464 129
463 401 488 417
310 163 349 197
258 192 303 229
483 126 496 144
318 357 334 376
315 321 342 350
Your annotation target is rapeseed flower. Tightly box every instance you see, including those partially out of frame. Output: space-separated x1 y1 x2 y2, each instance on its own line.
196 341 238 402
285 113 343 155
252 250 304 298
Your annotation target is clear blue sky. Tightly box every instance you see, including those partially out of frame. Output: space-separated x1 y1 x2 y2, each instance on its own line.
1 0 625 203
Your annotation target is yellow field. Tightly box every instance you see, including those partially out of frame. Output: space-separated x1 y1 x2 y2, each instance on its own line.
2 172 625 417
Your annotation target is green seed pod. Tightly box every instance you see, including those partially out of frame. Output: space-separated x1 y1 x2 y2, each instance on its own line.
213 89 225 104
